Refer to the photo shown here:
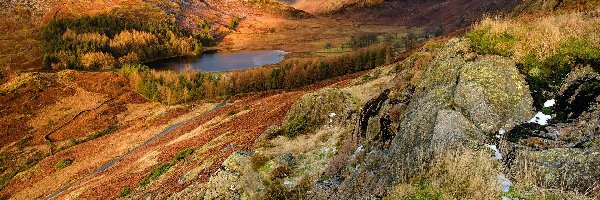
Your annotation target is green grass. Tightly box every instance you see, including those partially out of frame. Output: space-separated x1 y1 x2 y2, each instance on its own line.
0 152 44 190
316 46 352 54
54 159 73 169
405 180 442 200
139 163 172 187
58 126 120 152
171 149 194 164
0 171 18 190
466 27 516 57
82 125 119 143
118 186 132 198
228 16 241 30
227 109 240 116
139 148 194 187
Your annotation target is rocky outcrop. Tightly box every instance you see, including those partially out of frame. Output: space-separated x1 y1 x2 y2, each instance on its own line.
332 38 535 198
201 37 599 199
282 88 357 132
354 89 390 142
202 151 265 199
504 65 600 194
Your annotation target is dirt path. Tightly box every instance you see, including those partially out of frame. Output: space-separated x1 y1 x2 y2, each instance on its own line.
44 98 229 200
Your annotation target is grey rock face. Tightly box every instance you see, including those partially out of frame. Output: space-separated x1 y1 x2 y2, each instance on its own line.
430 109 484 155
454 55 534 133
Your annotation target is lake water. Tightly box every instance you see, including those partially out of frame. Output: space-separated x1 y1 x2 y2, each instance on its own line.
149 50 288 72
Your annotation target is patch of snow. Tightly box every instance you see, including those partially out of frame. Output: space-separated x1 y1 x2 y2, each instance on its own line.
354 145 364 154
350 145 365 159
498 173 512 192
543 99 556 108
328 112 337 124
529 112 552 125
496 128 506 139
485 144 503 160
283 180 295 186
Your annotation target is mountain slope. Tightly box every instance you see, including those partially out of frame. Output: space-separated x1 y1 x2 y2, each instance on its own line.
1 0 599 199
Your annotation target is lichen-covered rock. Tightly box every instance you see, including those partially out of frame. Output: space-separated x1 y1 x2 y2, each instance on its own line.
283 88 356 131
414 38 470 92
333 38 489 198
202 151 265 200
430 110 484 155
454 55 534 133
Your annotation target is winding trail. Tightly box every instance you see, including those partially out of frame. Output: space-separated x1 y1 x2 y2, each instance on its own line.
45 98 229 200
44 97 114 155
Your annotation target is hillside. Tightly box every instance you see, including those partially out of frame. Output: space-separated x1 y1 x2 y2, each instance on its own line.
196 7 600 199
0 0 599 199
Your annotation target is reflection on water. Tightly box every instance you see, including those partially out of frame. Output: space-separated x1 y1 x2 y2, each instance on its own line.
148 50 289 72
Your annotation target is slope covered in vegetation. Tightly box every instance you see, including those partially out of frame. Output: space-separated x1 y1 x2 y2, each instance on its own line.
194 4 600 200
1 0 599 199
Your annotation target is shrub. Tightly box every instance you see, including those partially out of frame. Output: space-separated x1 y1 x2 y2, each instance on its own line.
349 33 379 49
54 159 73 169
119 63 149 77
117 186 131 198
284 117 307 138
270 166 290 180
250 154 270 171
324 154 349 177
171 149 193 164
139 163 172 187
228 16 241 30
118 52 141 64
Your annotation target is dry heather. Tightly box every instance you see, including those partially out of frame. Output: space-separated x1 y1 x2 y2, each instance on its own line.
471 12 600 62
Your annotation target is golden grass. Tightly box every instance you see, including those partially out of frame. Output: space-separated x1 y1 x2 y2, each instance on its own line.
508 156 595 200
472 12 600 62
386 148 500 200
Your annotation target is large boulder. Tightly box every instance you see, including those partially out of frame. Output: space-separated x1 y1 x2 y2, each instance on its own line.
453 55 534 133
333 38 485 198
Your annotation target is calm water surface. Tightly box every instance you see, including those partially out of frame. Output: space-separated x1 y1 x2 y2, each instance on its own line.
149 50 288 72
